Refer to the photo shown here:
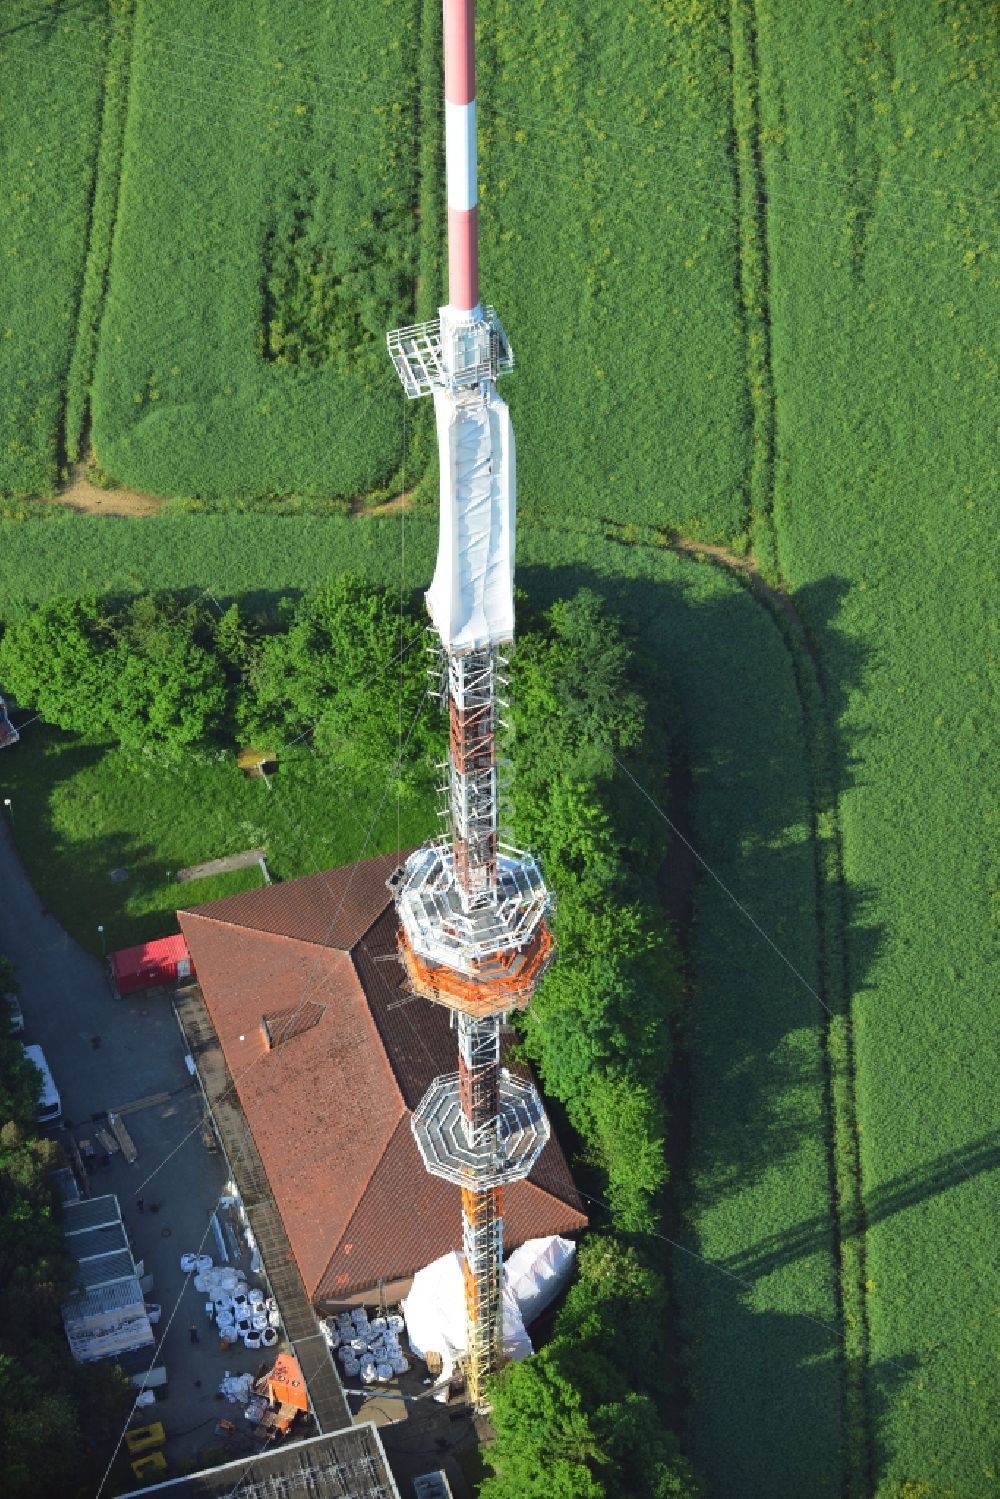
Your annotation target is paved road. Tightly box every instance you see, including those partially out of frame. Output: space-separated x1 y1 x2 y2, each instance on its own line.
0 821 180 1118
0 821 264 1469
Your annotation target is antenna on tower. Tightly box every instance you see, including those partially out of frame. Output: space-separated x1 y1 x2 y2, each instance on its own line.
386 0 554 1410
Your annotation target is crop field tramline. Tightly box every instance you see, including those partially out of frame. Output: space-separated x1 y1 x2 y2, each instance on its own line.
0 1 110 497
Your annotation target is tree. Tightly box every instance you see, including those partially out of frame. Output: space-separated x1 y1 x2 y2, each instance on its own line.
0 955 18 1037
481 1351 608 1499
242 576 431 768
0 596 113 736
0 593 229 759
511 589 645 835
104 593 228 758
483 1317 699 1499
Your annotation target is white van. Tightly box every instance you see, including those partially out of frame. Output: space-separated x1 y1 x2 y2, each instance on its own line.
22 1043 62 1124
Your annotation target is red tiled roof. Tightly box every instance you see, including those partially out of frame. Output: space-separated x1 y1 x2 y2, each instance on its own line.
184 853 400 952
179 856 586 1299
314 1116 588 1302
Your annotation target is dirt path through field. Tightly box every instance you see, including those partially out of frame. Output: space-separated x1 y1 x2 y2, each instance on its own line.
39 466 417 520
46 462 164 517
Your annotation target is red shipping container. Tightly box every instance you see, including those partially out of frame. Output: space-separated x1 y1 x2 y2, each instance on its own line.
110 935 194 995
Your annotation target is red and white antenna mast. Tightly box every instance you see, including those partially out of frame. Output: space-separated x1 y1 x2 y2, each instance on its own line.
443 0 479 314
387 0 553 1410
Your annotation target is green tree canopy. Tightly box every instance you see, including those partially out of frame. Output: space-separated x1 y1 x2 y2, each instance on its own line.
0 596 112 737
0 592 228 759
242 575 431 769
103 593 227 757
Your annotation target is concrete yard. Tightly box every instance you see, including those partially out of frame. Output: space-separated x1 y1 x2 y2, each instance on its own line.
0 823 286 1474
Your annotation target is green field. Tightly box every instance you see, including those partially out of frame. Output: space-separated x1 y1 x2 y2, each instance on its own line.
0 511 435 608
478 0 749 543
87 0 421 501
755 2 998 1491
0 1 109 496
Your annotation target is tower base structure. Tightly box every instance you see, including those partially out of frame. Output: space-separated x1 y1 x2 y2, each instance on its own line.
410 1014 549 1408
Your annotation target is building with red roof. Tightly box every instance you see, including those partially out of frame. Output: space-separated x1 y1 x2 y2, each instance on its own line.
177 852 585 1307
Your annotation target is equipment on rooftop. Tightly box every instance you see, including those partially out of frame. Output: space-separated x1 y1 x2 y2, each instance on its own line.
386 0 554 1411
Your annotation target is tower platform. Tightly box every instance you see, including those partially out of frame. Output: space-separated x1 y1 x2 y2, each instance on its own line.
411 1070 549 1189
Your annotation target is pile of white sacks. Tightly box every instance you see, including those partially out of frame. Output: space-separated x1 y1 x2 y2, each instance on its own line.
323 1307 409 1385
180 1254 280 1351
218 1371 254 1405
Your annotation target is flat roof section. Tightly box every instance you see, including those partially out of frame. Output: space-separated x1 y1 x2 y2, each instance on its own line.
63 1193 123 1233
118 1423 400 1498
69 1222 129 1262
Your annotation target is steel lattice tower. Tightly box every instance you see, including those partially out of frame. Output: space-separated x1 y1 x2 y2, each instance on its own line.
386 0 553 1410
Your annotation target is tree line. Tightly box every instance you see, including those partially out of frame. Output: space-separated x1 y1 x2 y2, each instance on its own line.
0 580 431 768
482 590 696 1497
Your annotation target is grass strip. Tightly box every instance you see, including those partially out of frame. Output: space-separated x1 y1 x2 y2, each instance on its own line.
728 0 777 574
0 2 109 496
64 0 137 464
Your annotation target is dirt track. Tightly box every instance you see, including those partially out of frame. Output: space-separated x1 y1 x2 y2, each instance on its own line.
46 462 164 517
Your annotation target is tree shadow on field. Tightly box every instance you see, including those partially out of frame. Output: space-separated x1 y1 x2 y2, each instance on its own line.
676 1273 915 1497
515 556 908 1495
0 1 100 42
0 724 183 954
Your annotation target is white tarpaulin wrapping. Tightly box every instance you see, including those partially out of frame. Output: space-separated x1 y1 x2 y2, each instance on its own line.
426 386 515 654
503 1236 576 1326
403 1236 577 1381
402 1250 531 1382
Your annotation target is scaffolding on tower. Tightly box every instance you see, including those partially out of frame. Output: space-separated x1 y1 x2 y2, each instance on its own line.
386 0 554 1410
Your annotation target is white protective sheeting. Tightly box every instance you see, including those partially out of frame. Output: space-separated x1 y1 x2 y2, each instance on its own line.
425 386 515 654
402 1250 531 1382
503 1236 576 1326
445 99 478 211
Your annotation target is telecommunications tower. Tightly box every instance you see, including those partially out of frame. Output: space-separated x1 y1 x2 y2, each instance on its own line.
386 0 554 1408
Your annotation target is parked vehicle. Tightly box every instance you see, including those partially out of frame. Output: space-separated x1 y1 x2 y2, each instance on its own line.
5 993 24 1034
22 1043 62 1123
